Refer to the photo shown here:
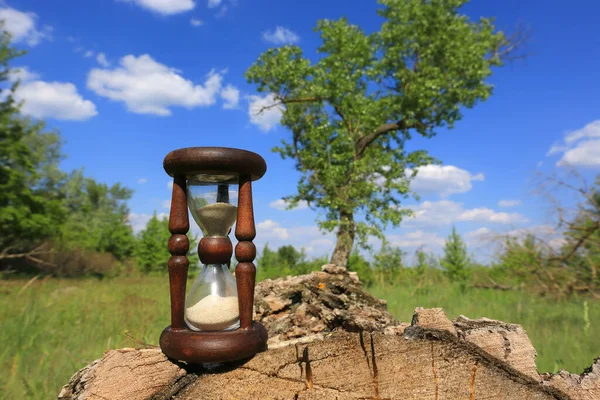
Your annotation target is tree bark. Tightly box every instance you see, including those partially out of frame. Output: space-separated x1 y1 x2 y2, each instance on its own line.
330 210 355 267
59 308 599 400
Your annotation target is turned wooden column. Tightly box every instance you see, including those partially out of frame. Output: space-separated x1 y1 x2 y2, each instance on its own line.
167 175 189 330
235 174 257 330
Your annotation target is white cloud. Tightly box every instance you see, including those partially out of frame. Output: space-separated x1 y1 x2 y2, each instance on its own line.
269 199 309 211
257 219 290 240
8 66 39 82
220 84 240 109
548 120 600 167
121 0 195 15
15 80 98 121
263 26 300 45
387 230 445 249
96 53 110 67
406 200 527 227
207 0 222 8
564 120 600 144
215 5 229 18
248 93 282 132
128 212 169 233
464 227 493 240
138 178 148 184
408 165 484 198
502 225 565 250
547 144 568 156
87 54 223 116
0 7 51 46
190 18 203 27
254 221 334 258
498 199 522 208
161 200 171 209
558 140 600 167
84 50 95 58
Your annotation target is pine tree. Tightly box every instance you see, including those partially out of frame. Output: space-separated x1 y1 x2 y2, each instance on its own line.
440 226 471 288
414 248 429 276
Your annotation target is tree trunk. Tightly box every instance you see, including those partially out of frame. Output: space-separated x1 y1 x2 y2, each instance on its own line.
58 308 600 400
330 210 354 267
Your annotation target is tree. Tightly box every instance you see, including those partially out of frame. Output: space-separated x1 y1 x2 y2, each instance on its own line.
56 169 136 261
135 213 198 274
414 248 429 276
347 249 373 285
0 30 66 263
246 0 522 266
440 226 471 286
256 243 279 279
496 234 545 284
371 242 404 284
560 177 600 290
277 245 305 268
135 213 171 274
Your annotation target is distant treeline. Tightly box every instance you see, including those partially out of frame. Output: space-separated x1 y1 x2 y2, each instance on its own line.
257 217 600 299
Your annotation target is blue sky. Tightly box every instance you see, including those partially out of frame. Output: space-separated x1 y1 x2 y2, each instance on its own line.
1 0 599 262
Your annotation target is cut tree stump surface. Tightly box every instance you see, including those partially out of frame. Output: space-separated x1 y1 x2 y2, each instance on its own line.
58 266 599 399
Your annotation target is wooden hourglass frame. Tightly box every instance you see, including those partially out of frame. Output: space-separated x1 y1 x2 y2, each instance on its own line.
159 147 268 364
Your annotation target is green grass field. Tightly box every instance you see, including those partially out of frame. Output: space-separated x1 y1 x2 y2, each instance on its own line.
1 276 598 399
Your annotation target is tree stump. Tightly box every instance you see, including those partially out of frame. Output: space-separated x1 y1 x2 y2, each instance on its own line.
58 266 599 399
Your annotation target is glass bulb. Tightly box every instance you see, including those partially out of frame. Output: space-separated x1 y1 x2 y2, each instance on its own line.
184 178 240 332
185 264 240 331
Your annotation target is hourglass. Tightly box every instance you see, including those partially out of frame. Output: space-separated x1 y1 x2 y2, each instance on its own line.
159 147 268 364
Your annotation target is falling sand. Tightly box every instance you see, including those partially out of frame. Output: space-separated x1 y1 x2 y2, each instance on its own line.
195 203 237 237
185 295 240 331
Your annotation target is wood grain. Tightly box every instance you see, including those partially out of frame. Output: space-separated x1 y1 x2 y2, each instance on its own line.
167 175 189 330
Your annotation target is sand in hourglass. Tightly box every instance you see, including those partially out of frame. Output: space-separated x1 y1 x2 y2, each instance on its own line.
195 203 237 236
186 295 239 331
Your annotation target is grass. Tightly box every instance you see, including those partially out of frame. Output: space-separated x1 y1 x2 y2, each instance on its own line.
370 280 600 376
0 276 598 399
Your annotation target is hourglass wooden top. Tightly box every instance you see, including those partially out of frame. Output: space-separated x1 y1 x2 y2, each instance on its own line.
163 147 267 181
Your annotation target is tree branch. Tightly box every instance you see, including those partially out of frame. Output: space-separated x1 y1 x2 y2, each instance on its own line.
0 243 56 267
355 119 429 159
489 23 531 63
254 96 327 116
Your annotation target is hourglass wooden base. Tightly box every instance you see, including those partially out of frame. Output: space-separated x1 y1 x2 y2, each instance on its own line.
160 322 268 364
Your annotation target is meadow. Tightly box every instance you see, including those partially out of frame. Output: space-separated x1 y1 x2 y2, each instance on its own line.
1 276 598 399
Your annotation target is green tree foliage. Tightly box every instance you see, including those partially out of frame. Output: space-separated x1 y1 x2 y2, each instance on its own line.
256 243 326 280
372 242 405 284
561 180 600 290
277 245 305 268
496 234 545 284
57 169 136 260
135 213 170 274
347 249 373 285
413 248 434 276
246 0 517 266
0 31 65 254
440 226 471 287
135 213 198 275
0 30 140 276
